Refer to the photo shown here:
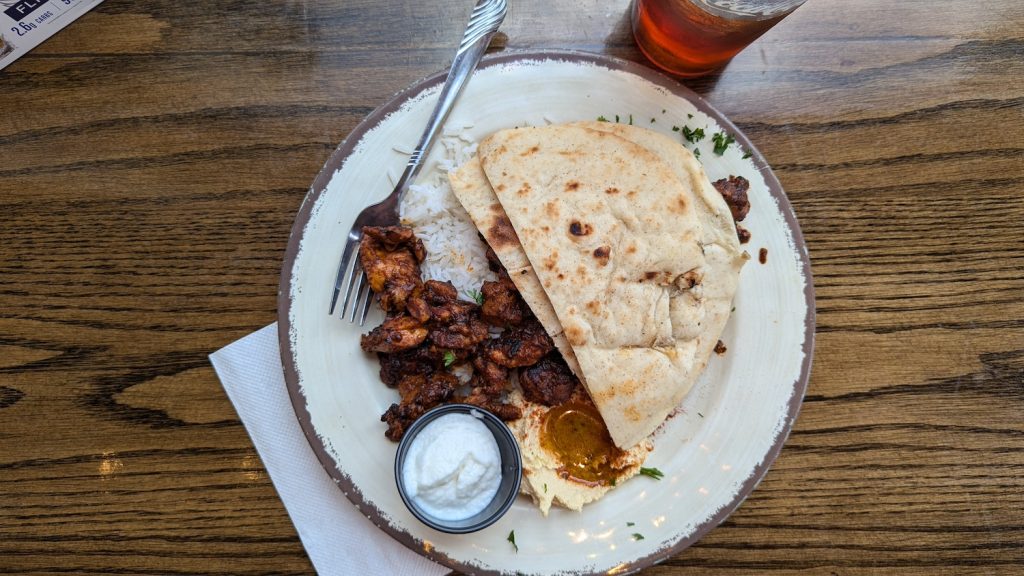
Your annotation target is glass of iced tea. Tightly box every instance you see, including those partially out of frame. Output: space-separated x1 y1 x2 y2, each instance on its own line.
631 0 807 77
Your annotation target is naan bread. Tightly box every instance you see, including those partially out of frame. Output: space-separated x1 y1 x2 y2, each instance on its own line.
448 157 583 379
478 125 710 449
570 121 747 397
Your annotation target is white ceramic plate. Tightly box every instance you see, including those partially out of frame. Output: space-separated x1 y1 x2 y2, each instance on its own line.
279 51 814 576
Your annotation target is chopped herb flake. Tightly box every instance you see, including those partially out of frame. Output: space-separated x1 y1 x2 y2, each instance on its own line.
544 483 548 493
467 289 484 305
639 467 665 480
712 132 736 155
693 148 701 159
687 113 693 119
650 117 656 123
628 113 634 125
443 351 456 367
662 109 667 114
742 148 753 159
681 126 705 143
507 530 518 553
698 412 705 418
615 114 620 123
632 533 645 541
597 115 609 122
627 522 635 527
610 477 617 486
671 125 681 132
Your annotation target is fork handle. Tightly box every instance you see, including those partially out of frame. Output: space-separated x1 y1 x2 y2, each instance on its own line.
385 0 507 212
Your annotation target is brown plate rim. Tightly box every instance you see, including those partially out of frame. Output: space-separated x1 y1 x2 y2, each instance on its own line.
278 48 816 576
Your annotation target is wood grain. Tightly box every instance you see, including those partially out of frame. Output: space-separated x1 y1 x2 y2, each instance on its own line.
1 0 1022 574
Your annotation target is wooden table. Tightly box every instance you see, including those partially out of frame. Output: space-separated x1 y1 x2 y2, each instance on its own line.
2 0 1022 574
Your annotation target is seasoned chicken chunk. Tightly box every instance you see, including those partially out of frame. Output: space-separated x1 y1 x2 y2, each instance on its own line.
484 317 554 368
712 175 751 222
360 314 428 353
480 276 526 327
381 371 457 440
519 353 580 406
407 280 478 324
358 225 425 312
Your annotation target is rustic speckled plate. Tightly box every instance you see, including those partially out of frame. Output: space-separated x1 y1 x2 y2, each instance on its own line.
279 50 815 576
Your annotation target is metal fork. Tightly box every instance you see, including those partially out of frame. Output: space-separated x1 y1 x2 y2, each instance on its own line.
328 0 507 324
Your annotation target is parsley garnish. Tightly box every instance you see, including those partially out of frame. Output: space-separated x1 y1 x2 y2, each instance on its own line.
507 530 518 553
681 126 705 143
639 467 664 480
632 533 645 541
626 521 635 527
597 115 609 122
467 288 484 305
443 351 456 367
742 148 752 159
687 113 693 119
712 132 736 155
693 148 701 159
543 483 548 493
671 125 681 132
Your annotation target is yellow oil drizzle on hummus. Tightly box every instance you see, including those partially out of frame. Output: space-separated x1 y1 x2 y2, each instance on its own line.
540 401 627 486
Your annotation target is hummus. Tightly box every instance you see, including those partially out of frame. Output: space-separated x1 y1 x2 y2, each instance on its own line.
508 394 652 515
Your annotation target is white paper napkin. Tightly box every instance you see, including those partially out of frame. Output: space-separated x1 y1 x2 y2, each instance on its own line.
209 323 448 576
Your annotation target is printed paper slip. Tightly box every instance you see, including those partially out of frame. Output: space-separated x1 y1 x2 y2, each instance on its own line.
1 0 104 71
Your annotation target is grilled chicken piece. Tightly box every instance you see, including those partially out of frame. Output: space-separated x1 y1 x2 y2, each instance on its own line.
381 371 457 441
484 317 554 368
360 314 428 353
712 176 751 222
459 356 522 421
480 276 526 327
429 317 490 351
519 353 580 406
472 355 509 394
359 225 425 312
407 280 478 324
377 348 437 388
460 393 523 421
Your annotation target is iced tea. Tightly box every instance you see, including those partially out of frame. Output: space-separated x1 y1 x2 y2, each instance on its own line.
631 0 805 77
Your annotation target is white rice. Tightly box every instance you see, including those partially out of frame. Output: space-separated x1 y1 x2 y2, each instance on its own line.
399 133 495 297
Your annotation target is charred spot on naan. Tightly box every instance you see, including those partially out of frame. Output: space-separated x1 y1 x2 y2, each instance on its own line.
486 212 520 250
568 220 593 237
520 145 541 157
624 405 643 422
542 253 559 272
592 245 611 266
604 187 620 195
639 270 676 286
565 180 581 192
677 269 703 289
670 194 688 214
564 324 587 347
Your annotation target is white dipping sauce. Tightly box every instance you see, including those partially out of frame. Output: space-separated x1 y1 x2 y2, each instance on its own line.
402 412 502 521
